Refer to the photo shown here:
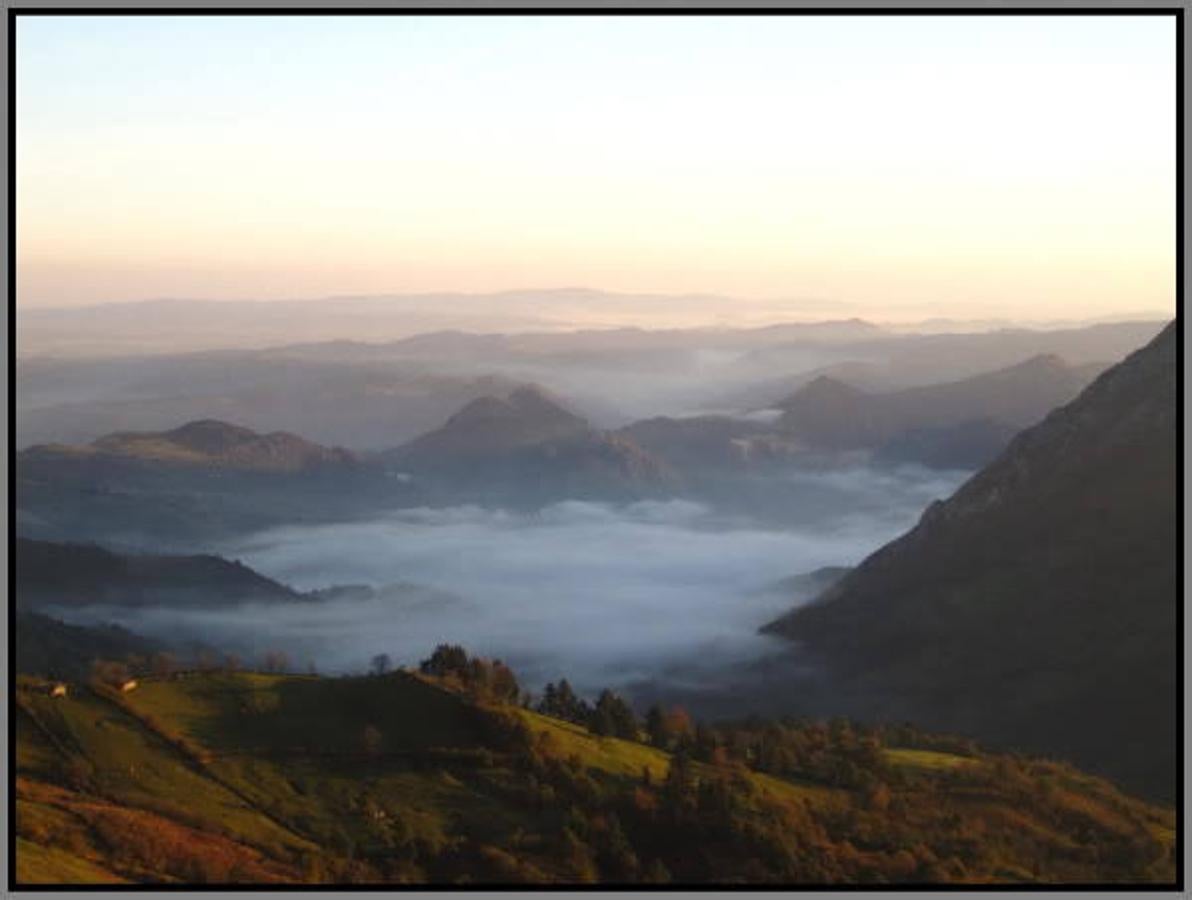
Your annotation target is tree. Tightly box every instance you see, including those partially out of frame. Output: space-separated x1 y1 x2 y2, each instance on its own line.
263 650 289 673
538 678 590 724
488 660 520 703
646 705 694 750
371 653 392 676
420 644 469 678
361 724 383 757
662 747 697 817
589 689 637 739
645 704 667 747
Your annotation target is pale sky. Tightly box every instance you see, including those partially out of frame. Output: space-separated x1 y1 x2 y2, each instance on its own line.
16 14 1177 321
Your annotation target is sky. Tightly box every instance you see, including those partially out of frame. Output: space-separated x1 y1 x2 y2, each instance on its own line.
16 14 1178 321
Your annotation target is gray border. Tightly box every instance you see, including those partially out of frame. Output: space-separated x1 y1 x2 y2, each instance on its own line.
2 2 1185 899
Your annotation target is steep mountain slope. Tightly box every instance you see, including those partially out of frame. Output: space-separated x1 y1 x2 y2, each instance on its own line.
874 418 1021 470
15 538 305 610
765 323 1177 801
773 354 1101 452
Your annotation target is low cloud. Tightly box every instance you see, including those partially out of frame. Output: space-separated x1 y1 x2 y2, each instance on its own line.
59 466 969 699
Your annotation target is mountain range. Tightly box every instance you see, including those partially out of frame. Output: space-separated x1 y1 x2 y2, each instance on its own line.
15 538 305 610
773 354 1102 455
17 319 1165 452
765 322 1177 801
384 386 676 503
30 419 358 473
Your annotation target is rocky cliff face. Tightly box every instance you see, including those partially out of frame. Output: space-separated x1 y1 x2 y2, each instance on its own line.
765 322 1177 801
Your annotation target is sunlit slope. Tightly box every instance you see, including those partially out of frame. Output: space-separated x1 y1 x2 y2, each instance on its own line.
15 672 1176 885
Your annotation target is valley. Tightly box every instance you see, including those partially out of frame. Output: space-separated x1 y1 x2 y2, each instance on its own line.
12 313 1179 886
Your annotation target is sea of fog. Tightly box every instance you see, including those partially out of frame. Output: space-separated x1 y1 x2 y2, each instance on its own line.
82 464 969 698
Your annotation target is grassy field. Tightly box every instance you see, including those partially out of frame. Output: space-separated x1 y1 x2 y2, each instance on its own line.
15 838 127 884
14 671 1177 886
883 748 977 771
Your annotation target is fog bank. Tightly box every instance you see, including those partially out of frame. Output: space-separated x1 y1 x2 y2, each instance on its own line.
62 466 970 698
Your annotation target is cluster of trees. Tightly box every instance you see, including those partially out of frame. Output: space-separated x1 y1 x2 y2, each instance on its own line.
469 701 1169 884
42 645 1171 885
535 680 641 741
419 644 520 703
697 717 890 789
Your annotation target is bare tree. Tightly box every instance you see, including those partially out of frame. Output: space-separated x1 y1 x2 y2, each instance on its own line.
262 650 290 674
370 653 392 676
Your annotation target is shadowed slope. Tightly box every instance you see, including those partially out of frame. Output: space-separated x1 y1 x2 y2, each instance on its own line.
766 323 1177 801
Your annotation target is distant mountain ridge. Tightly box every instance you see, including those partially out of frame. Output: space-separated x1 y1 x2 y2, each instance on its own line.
27 419 358 473
773 354 1102 453
385 386 676 501
15 538 305 610
15 611 166 681
394 386 591 460
765 321 1178 801
16 290 875 356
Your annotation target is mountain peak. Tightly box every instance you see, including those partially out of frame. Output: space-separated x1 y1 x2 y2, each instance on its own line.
160 419 261 455
399 385 591 460
83 420 357 472
765 321 1177 800
777 375 867 410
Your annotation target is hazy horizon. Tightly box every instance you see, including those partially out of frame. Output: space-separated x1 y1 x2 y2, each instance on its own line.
17 15 1176 323
11 13 1180 887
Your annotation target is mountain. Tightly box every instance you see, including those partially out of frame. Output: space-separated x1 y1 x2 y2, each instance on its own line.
16 353 531 452
15 291 872 357
15 612 166 681
386 387 675 502
614 416 759 471
27 419 357 473
765 322 1177 801
773 376 880 449
719 320 1164 413
15 538 305 610
773 354 1102 455
874 418 1021 470
14 654 1176 885
396 386 590 460
16 420 421 548
614 415 808 473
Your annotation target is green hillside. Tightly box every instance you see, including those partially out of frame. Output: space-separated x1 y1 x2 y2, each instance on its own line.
14 667 1176 886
